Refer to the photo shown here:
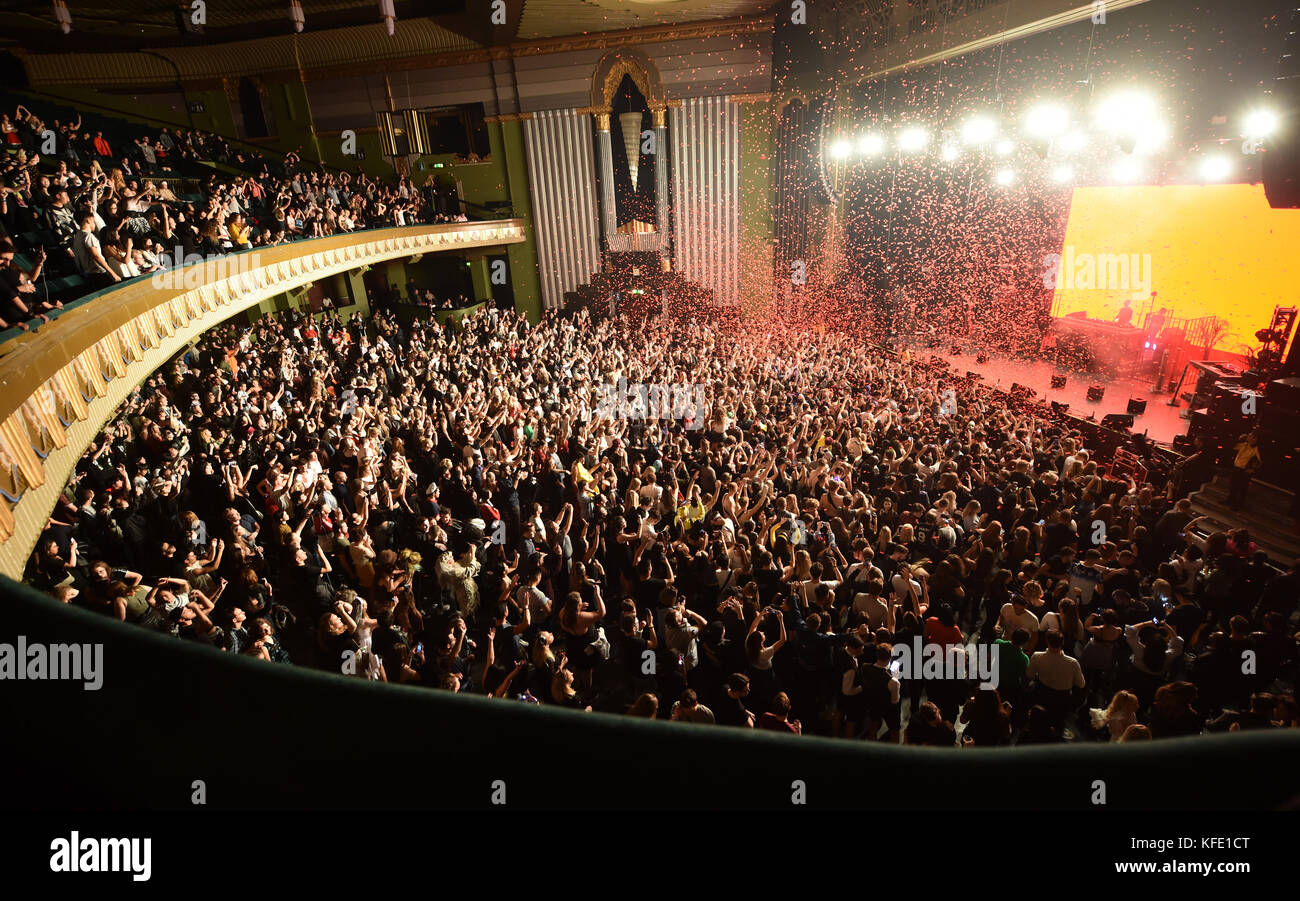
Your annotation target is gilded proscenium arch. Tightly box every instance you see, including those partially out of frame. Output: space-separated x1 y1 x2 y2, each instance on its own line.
588 48 667 111
0 221 525 579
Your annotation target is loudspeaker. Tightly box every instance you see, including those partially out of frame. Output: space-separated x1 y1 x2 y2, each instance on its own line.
1260 403 1300 443
976 353 989 364
1264 112 1300 208
1051 375 1067 389
1087 385 1105 402
966 371 981 381
1127 397 1147 415
1011 383 1036 397
1171 434 1196 454
1101 412 1134 431
1262 11 1300 207
1051 400 1070 414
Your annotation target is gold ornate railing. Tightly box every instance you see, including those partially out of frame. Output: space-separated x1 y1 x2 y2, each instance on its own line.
0 220 525 578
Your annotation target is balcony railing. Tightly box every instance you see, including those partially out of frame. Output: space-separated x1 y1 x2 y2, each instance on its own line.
0 220 525 577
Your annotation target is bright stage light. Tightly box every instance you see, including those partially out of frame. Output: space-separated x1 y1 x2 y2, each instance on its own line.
1058 130 1088 153
857 133 884 155
1023 103 1069 138
961 116 997 145
1113 158 1141 182
995 139 1015 156
1095 90 1157 133
1198 155 1232 181
898 127 929 151
1051 165 1074 184
995 169 1015 186
829 140 851 160
1243 109 1278 139
940 143 960 161
1132 120 1168 156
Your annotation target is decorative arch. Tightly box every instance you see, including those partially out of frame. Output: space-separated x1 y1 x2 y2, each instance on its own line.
588 49 666 110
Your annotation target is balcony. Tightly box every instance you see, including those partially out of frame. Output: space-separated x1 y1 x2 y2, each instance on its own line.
0 220 525 576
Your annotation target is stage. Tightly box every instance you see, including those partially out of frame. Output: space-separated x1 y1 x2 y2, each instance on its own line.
907 342 1193 446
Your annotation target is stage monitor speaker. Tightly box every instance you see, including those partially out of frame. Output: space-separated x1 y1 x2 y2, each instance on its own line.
976 353 989 364
1011 383 1036 397
1127 397 1147 415
966 371 981 381
1171 434 1196 454
1051 375 1067 389
1260 403 1300 444
1050 401 1070 414
1087 385 1105 402
1101 412 1134 431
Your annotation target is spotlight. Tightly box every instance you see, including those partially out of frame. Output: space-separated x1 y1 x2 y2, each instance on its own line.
1131 121 1168 156
1095 91 1164 155
940 143 960 162
898 127 929 151
1243 109 1278 139
857 133 884 156
1095 90 1157 134
995 169 1015 186
829 140 851 160
1023 103 1069 139
1051 165 1074 184
1198 155 1232 181
1058 130 1088 153
1113 158 1141 182
995 139 1015 156
961 116 997 145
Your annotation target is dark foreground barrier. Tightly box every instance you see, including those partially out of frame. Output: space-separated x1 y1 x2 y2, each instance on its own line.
2 575 1298 812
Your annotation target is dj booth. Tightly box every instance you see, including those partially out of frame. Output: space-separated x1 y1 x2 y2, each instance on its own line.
1045 314 1147 376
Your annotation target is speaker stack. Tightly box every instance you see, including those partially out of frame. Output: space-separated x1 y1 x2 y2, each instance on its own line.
1087 385 1105 402
1051 375 1067 389
1263 6 1300 209
1127 397 1147 415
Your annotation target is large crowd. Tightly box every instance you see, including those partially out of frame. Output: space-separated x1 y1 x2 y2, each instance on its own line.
1 100 468 331
29 301 1300 745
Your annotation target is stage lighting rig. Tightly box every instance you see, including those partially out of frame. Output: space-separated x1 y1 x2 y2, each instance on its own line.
1198 155 1232 181
898 127 929 152
961 116 997 145
1243 109 1279 139
857 133 884 156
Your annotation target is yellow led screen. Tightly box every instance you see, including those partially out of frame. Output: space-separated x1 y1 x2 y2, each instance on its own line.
1050 183 1300 352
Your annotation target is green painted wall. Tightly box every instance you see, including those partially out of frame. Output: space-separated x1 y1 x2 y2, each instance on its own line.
739 99 776 302
495 119 542 323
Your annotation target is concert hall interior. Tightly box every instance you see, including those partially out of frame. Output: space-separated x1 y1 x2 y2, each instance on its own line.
3 0 1300 829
